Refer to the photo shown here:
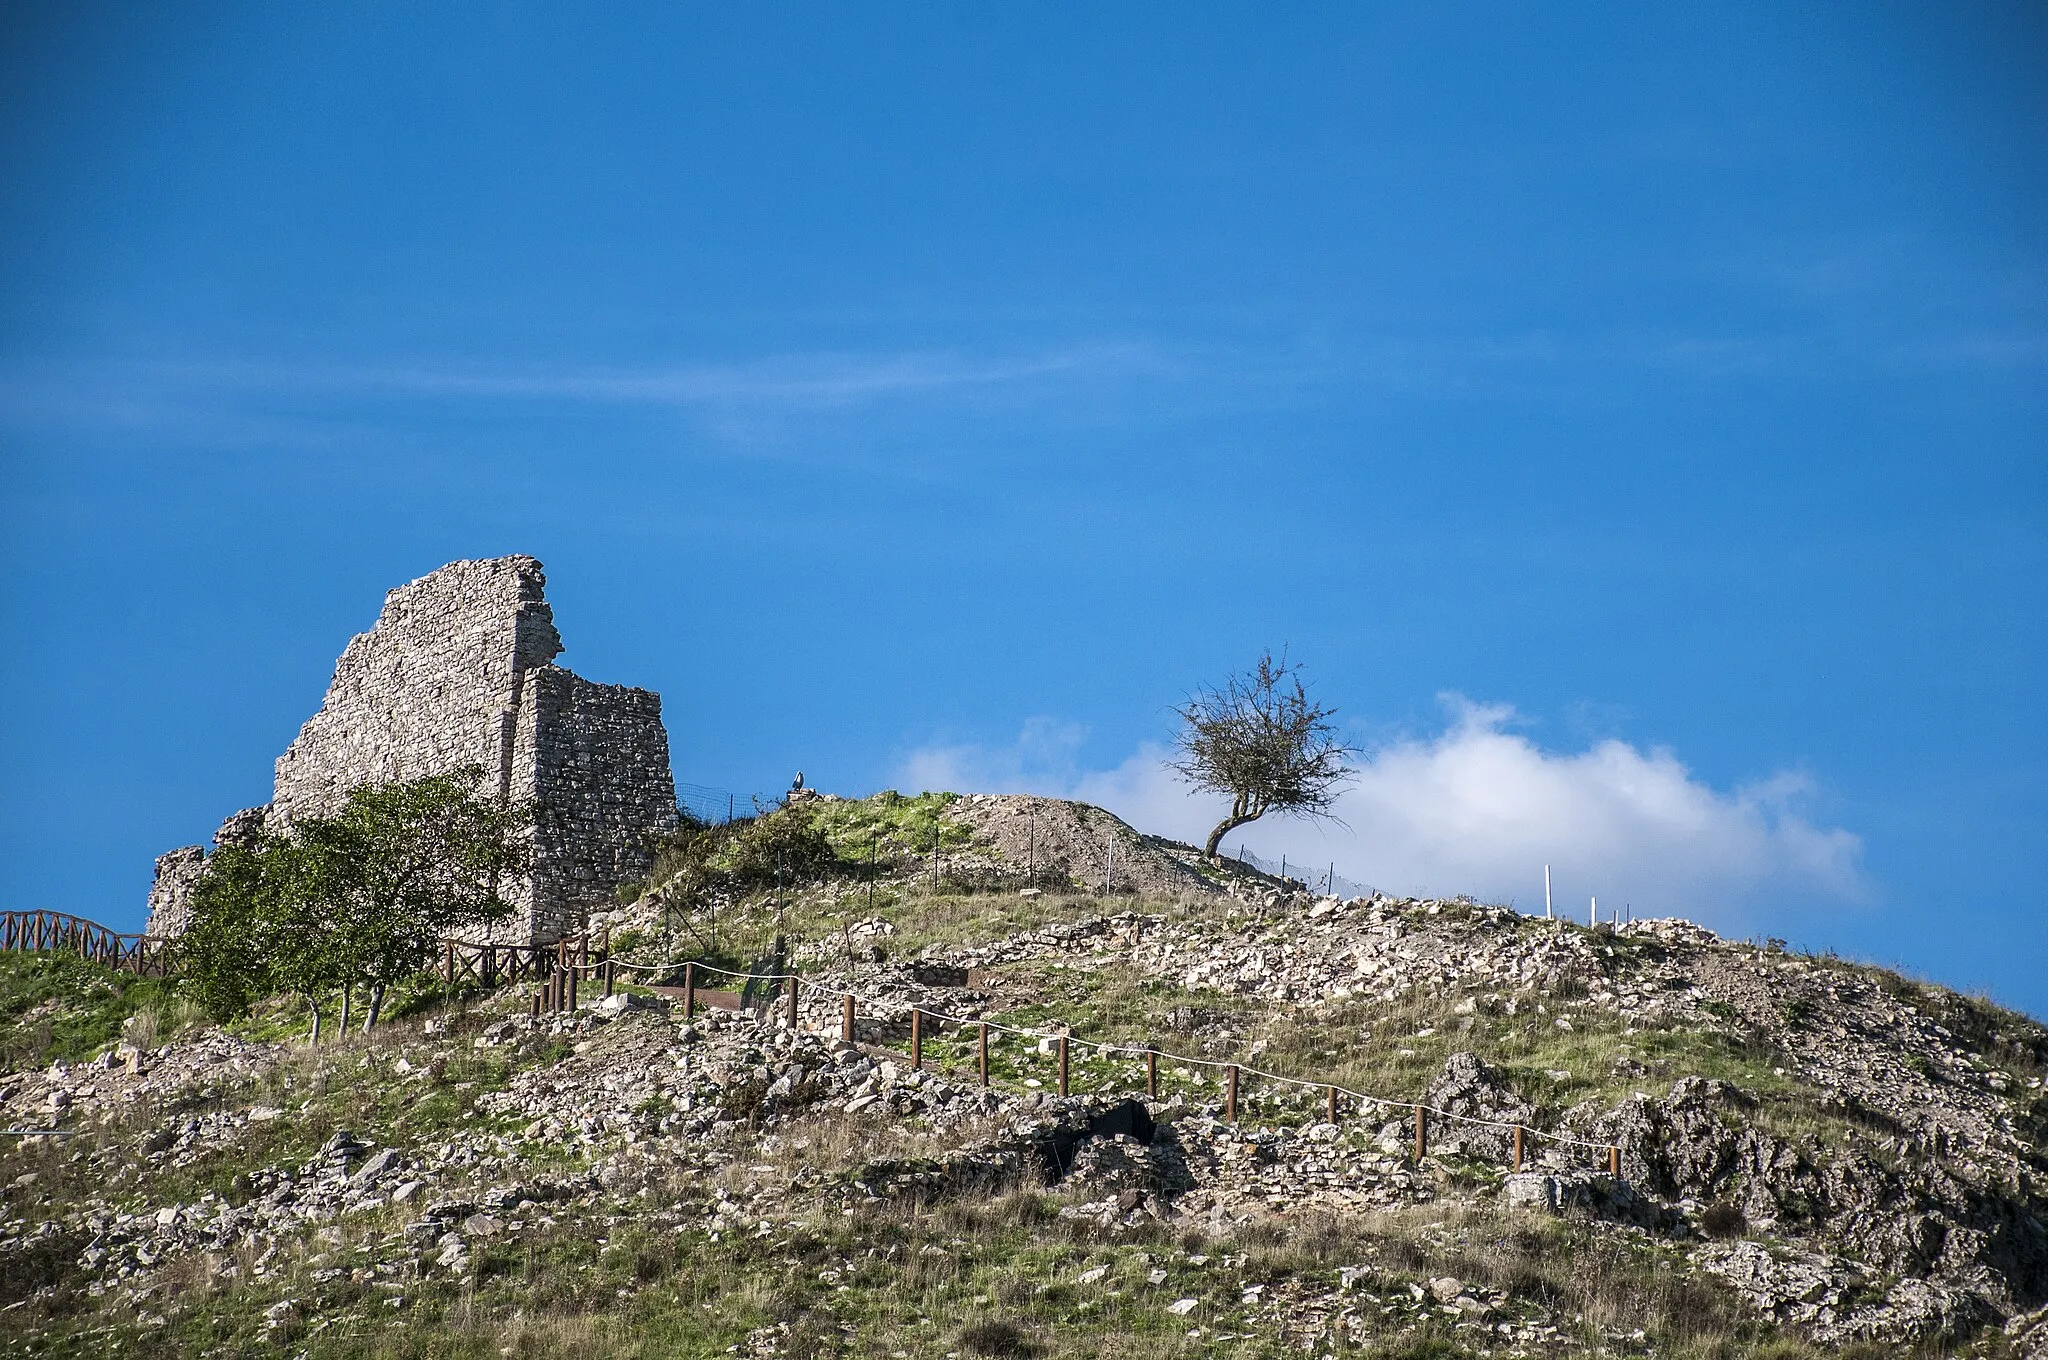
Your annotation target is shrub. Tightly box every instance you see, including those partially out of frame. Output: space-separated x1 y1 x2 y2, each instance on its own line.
720 806 838 887
957 1318 1040 1358
1700 1201 1747 1238
643 806 844 958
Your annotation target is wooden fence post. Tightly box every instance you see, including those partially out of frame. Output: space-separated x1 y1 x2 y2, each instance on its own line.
1326 1084 1338 1124
786 975 799 1029
978 1022 989 1086
1226 1065 1239 1123
911 1008 923 1068
1413 1106 1427 1161
842 993 854 1042
1608 1145 1621 1177
604 959 615 998
683 962 696 1019
1058 1035 1070 1097
1146 1047 1158 1100
1513 1126 1524 1173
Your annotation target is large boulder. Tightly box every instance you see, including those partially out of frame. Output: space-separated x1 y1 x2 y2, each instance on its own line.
1421 1052 1536 1162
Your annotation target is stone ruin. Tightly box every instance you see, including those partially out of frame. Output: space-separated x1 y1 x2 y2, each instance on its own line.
147 556 679 944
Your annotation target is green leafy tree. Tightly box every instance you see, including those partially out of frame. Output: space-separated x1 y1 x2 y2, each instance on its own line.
179 767 528 1035
317 767 528 1030
183 828 353 1035
1171 650 1357 863
181 838 287 1024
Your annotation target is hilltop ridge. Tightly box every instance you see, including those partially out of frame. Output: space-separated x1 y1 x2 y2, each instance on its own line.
3 790 2045 1358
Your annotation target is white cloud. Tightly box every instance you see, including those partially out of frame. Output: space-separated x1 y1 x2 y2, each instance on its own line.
894 696 1866 928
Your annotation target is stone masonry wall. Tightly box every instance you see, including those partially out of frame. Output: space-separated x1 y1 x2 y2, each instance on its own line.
270 557 565 823
518 668 677 938
144 847 206 939
144 807 273 937
149 556 678 943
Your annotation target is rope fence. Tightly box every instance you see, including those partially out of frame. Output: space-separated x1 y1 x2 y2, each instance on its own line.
500 937 1623 1177
0 911 1619 1173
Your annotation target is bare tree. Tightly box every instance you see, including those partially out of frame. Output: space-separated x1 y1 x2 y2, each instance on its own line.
1171 650 1356 863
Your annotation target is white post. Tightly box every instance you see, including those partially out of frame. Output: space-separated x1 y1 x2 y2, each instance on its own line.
1544 865 1552 919
1590 895 1597 927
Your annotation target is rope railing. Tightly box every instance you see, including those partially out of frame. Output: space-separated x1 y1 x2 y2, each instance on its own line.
550 949 1622 1173
4 912 1620 1170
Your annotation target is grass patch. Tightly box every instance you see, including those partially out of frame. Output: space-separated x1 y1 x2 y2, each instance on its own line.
0 950 197 1068
808 790 976 865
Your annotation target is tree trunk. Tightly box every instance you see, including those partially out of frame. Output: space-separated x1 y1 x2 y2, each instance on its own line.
339 983 353 1035
305 994 322 1046
364 982 386 1034
1203 810 1263 862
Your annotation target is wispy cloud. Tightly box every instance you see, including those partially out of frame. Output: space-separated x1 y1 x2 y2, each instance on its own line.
0 342 1166 435
205 343 1160 406
895 696 1867 928
6 315 2037 449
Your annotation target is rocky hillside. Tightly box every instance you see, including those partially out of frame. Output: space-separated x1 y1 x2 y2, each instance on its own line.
4 793 2046 1359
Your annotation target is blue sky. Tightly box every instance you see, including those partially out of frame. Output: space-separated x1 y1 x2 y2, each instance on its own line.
2 5 2043 1011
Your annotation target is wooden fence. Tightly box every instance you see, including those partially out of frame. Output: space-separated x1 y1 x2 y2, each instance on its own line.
0 911 597 995
439 936 584 989
442 930 623 1015
0 910 174 977
674 961 1625 1175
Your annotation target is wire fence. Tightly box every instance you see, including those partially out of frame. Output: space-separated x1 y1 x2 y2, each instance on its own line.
1227 846 1380 901
675 782 787 826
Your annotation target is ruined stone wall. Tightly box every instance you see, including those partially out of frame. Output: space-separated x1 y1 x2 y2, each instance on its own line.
518 669 676 937
270 557 564 823
150 555 678 943
144 807 272 937
144 847 206 938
